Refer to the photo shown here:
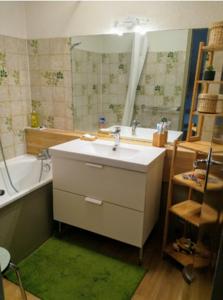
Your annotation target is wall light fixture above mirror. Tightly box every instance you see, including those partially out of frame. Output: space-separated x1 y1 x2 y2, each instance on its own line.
112 16 150 36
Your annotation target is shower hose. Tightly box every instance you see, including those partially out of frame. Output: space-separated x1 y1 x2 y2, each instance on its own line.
0 137 18 193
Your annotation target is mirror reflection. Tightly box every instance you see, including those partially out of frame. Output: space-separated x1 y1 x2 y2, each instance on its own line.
71 30 189 134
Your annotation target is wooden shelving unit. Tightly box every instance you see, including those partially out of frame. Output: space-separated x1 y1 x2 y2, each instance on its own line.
163 38 223 274
173 171 223 192
202 45 223 51
196 80 223 84
164 243 210 268
178 140 223 154
186 42 223 142
193 111 223 116
162 140 221 268
163 36 223 276
169 199 217 227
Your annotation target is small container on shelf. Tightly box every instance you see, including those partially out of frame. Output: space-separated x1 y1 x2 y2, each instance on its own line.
152 132 166 147
152 120 168 147
194 169 206 180
197 93 218 113
98 116 106 129
203 65 215 81
208 21 223 47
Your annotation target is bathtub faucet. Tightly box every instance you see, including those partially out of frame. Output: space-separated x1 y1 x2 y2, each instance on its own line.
37 149 51 160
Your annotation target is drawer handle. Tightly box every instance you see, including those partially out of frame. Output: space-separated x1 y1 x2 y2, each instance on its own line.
85 163 103 169
85 197 102 205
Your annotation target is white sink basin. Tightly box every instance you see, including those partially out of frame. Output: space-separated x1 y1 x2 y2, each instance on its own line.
108 125 182 144
50 139 166 172
90 142 140 159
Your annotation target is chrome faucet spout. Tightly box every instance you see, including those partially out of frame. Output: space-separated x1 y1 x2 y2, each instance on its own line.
112 126 121 151
132 120 140 135
37 149 51 160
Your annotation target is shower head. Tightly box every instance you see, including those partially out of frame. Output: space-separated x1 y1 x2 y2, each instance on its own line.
70 42 81 50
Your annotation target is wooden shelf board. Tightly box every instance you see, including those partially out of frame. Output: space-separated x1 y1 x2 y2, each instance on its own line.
164 244 210 268
192 111 223 117
196 80 223 84
173 171 223 192
178 141 223 154
202 45 223 52
169 200 217 226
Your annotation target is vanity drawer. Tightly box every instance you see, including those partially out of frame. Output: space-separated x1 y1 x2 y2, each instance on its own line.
52 157 146 211
53 189 144 247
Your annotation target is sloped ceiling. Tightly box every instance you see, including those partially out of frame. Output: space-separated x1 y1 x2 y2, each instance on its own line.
0 1 223 39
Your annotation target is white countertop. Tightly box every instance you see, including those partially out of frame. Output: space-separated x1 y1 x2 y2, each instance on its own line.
50 139 166 173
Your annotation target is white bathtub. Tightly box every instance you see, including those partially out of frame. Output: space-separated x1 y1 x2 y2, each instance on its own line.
0 154 52 209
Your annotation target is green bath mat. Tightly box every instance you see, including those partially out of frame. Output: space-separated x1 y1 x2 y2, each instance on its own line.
7 236 145 300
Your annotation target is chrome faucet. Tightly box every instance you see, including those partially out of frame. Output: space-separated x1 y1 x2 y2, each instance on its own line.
132 120 140 135
112 126 121 151
193 148 223 169
37 149 51 160
193 158 223 169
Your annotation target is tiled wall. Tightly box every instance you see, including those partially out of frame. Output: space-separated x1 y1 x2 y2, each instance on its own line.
28 38 73 130
72 49 185 130
101 52 131 126
71 49 101 131
71 50 131 130
0 34 221 160
0 36 74 159
134 50 185 129
0 35 31 159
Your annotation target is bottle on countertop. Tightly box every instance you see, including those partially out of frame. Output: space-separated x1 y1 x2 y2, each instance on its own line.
31 110 40 128
98 116 106 129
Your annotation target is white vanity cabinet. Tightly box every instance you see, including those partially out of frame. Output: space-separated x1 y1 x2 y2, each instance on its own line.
51 142 165 257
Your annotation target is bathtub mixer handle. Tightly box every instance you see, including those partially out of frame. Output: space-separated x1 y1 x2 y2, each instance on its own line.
37 149 51 160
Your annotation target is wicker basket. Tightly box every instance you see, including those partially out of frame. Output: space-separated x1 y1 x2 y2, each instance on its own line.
197 93 218 113
208 21 223 47
216 94 223 113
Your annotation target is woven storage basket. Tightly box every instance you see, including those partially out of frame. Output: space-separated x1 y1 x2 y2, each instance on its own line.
216 94 223 113
208 21 223 47
197 93 218 113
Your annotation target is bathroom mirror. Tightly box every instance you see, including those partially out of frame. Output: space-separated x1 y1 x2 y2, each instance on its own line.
70 29 190 132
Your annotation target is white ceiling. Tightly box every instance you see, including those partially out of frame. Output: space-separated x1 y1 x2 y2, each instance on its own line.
1 1 223 39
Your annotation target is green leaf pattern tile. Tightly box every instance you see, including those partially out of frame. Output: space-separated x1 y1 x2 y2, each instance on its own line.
5 117 12 131
46 116 54 128
29 40 38 55
12 70 20 85
42 71 64 86
0 52 6 67
109 104 124 123
154 85 164 96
